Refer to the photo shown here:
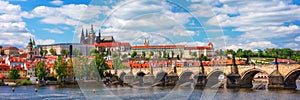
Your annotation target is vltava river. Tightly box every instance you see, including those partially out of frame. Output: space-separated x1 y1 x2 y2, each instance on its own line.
0 82 300 100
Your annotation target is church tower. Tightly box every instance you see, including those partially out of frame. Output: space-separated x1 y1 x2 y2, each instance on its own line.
26 37 34 60
85 29 89 44
96 29 102 43
89 24 96 44
143 38 149 46
80 28 85 44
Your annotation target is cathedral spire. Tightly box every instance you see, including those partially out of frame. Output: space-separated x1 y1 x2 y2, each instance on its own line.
80 28 85 44
96 29 101 43
98 29 101 37
90 24 94 34
86 29 88 37
144 38 149 46
32 38 36 45
29 37 33 45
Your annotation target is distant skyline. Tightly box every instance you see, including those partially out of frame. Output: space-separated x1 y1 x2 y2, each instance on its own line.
0 0 300 50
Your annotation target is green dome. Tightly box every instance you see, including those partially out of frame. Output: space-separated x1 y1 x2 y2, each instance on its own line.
33 45 38 49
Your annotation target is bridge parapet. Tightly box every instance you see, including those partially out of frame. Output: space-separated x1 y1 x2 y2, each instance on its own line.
107 64 300 89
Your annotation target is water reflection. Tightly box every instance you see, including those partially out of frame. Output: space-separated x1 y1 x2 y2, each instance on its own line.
0 82 299 100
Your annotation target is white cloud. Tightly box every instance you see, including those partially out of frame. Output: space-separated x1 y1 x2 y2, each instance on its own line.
25 4 109 25
295 36 300 41
0 1 21 14
208 1 300 27
284 43 299 48
204 0 300 49
238 25 300 39
176 41 206 46
0 1 53 47
50 0 63 6
226 41 277 50
40 16 83 26
43 28 64 34
0 14 22 22
101 0 194 42
189 3 216 17
36 39 55 45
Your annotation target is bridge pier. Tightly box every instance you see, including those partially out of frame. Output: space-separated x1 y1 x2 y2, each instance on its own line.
226 73 241 88
268 70 284 89
124 73 135 85
195 73 207 87
143 75 155 86
165 74 179 86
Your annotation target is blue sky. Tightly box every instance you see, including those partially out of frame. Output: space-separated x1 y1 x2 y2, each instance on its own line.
1 0 300 50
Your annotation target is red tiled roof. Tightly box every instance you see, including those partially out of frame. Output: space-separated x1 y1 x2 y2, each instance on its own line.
184 46 212 50
18 49 24 52
9 57 26 62
20 54 27 58
0 60 5 64
1 46 19 51
95 42 131 47
15 66 25 70
0 64 10 70
132 45 184 49
45 56 58 59
273 59 296 63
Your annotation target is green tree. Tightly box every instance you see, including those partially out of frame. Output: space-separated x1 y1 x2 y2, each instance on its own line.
53 57 67 83
90 48 99 56
61 48 69 56
164 53 170 59
122 54 128 59
149 51 154 58
73 48 82 56
236 48 243 58
191 52 197 57
9 68 20 82
257 49 263 57
36 61 47 80
142 51 146 59
131 51 137 58
113 57 127 69
176 54 180 60
94 54 110 78
50 48 57 56
171 51 174 58
0 50 4 55
158 51 162 58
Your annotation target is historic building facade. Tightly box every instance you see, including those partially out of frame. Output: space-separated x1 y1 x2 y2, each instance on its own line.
131 39 214 59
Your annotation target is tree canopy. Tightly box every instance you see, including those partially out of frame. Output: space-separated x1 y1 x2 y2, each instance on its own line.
50 48 57 56
9 68 20 81
36 61 47 80
94 54 110 78
53 56 67 82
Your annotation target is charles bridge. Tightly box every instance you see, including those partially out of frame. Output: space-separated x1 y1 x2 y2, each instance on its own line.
107 64 300 89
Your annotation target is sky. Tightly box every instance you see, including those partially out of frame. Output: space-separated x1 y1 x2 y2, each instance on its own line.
1 0 300 50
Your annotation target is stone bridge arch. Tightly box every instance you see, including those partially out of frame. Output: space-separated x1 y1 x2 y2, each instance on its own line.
154 71 168 83
119 72 126 81
284 68 300 89
239 68 269 88
176 70 196 86
206 70 225 87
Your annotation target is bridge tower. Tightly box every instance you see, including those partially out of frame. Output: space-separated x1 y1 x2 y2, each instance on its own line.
226 54 241 88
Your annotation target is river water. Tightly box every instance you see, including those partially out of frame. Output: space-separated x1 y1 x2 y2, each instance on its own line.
0 82 300 100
